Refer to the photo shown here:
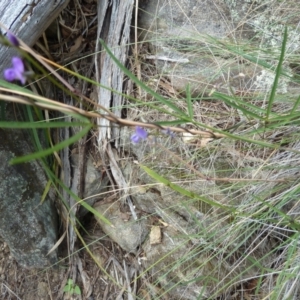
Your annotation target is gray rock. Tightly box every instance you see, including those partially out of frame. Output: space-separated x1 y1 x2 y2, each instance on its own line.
94 201 149 253
139 0 300 98
0 108 57 268
139 0 230 40
225 0 300 48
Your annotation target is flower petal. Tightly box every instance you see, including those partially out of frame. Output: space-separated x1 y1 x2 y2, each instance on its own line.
131 126 148 144
4 68 16 82
135 126 148 139
162 128 175 138
131 134 140 144
12 57 24 73
17 73 26 85
7 32 19 47
9 57 26 84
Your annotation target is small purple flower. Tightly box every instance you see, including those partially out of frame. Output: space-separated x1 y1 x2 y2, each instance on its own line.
131 126 148 144
162 128 175 138
7 32 19 47
4 57 26 85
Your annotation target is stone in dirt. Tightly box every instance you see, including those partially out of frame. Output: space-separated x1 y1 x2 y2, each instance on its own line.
94 200 149 253
0 106 58 268
139 0 300 97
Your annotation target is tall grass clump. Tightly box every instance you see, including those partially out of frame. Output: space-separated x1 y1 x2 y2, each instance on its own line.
120 25 300 299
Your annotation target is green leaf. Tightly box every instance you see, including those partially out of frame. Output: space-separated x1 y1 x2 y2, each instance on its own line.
63 286 71 292
74 286 81 295
67 279 73 285
63 280 72 292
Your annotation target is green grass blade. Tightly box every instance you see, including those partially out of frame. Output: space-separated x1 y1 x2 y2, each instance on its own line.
73 192 113 226
266 27 288 121
185 83 194 119
40 159 113 227
10 124 92 164
208 36 292 80
0 79 35 94
289 95 300 116
154 119 192 126
140 165 236 213
213 91 274 120
0 121 87 128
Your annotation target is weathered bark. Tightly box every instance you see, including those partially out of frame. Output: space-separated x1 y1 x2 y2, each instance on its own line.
95 0 134 144
0 0 69 73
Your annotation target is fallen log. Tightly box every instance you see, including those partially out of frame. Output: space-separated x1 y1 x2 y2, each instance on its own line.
0 0 69 72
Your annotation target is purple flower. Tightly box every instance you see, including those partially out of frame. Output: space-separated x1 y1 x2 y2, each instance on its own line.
131 126 148 144
162 128 175 138
7 32 19 47
4 57 26 85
